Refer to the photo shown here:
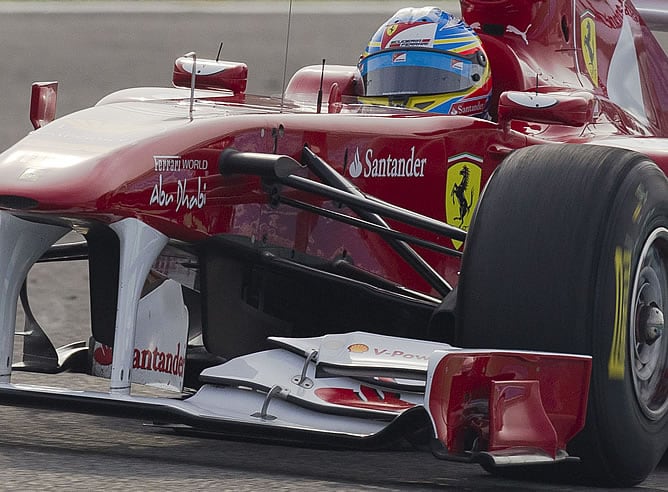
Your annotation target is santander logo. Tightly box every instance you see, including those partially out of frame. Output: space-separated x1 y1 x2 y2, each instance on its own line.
349 148 363 178
348 146 426 179
93 344 113 366
133 342 185 377
450 99 487 116
93 342 185 377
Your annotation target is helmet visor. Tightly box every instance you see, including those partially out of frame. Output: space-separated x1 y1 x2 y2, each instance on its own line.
359 49 485 97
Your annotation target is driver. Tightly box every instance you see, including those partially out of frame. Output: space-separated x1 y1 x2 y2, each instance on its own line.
358 7 492 118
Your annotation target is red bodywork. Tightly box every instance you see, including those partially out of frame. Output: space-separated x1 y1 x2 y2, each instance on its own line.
0 0 666 295
0 0 664 478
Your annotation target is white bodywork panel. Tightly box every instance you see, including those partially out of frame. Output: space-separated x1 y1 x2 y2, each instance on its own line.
270 331 456 379
201 348 423 418
91 279 189 392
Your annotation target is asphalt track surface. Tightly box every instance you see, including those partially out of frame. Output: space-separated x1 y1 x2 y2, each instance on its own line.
1 2 668 490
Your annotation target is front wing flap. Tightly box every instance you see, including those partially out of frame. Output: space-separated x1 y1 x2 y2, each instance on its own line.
426 350 592 466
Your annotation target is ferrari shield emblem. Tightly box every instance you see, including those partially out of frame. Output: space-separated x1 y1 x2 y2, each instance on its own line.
446 154 482 249
581 13 598 87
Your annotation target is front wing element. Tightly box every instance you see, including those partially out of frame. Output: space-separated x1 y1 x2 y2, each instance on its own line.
427 350 592 466
1 332 590 468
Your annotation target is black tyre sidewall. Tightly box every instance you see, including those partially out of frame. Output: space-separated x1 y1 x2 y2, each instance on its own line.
582 160 668 485
455 144 668 486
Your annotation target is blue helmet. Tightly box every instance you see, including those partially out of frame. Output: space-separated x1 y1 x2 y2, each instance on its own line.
358 7 492 116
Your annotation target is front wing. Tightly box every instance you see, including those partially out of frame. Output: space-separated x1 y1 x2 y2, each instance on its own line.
5 330 591 466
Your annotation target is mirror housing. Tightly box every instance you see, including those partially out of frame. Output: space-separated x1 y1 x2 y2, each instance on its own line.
30 81 58 130
173 57 248 94
498 90 596 127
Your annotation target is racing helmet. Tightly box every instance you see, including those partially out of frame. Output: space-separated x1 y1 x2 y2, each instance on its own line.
358 7 492 117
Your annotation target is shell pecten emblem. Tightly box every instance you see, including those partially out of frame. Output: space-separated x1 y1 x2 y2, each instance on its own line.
348 343 369 353
446 153 482 249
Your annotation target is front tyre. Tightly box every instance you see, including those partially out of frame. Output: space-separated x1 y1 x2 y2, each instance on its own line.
455 144 668 486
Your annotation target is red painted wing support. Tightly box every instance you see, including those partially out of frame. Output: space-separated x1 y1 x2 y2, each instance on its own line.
427 351 591 464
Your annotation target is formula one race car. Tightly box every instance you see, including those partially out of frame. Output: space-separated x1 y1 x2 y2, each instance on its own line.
0 0 666 487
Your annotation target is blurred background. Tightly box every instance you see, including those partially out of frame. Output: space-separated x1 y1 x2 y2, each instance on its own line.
0 1 460 149
1 1 664 150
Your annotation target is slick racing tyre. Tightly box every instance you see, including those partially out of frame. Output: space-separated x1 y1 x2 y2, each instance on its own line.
455 144 668 486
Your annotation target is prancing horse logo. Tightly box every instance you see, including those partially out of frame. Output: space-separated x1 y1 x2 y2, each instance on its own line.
451 166 473 226
581 12 598 87
445 154 482 249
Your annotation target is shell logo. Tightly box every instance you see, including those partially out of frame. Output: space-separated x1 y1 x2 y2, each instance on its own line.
348 343 369 353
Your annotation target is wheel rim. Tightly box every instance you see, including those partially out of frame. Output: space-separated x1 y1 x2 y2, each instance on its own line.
631 227 668 420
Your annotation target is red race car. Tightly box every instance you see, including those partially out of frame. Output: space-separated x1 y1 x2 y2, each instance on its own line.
0 0 666 487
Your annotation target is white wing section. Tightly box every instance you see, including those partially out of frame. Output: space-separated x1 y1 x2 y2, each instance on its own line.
200 349 422 418
270 331 456 380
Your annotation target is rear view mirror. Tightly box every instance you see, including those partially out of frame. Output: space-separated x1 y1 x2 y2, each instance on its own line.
30 81 58 130
498 90 596 127
173 56 248 94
